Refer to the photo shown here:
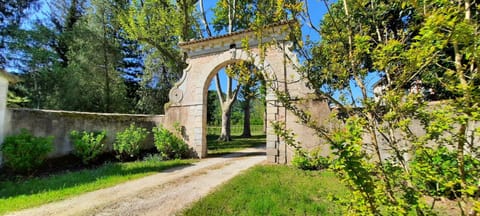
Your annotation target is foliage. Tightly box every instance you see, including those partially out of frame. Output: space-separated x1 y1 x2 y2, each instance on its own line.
256 0 480 214
7 23 65 109
181 165 349 215
113 123 148 161
249 98 265 125
206 90 222 125
412 146 480 199
407 0 480 212
211 0 255 33
70 130 107 164
207 90 259 127
212 61 264 141
264 0 439 214
117 0 202 114
61 0 128 113
0 159 195 214
5 0 167 115
6 0 86 110
291 148 330 171
0 129 53 173
118 0 196 74
211 0 289 34
0 0 38 66
6 91 30 108
152 125 190 160
237 63 263 137
133 48 177 114
6 0 135 113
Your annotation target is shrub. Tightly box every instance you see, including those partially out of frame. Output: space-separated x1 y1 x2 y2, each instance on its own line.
113 123 148 161
152 126 189 160
70 130 106 164
292 148 330 170
1 129 53 173
411 146 480 198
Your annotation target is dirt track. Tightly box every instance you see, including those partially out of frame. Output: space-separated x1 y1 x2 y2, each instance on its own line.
7 146 266 216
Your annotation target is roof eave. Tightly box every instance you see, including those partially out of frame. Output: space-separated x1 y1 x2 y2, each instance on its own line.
179 20 297 49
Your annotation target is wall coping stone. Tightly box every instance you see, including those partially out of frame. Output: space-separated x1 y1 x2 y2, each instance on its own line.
9 108 165 121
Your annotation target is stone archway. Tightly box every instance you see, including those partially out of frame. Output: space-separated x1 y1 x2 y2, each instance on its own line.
164 22 329 163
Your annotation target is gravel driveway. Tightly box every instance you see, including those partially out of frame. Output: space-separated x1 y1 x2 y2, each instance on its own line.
7 146 266 216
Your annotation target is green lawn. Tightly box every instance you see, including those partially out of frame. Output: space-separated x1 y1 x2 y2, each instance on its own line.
181 165 349 216
207 125 265 136
0 159 195 214
207 134 266 155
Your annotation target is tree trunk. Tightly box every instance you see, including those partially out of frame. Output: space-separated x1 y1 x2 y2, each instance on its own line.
241 97 251 137
453 41 468 195
263 108 267 134
32 71 40 109
218 107 232 141
199 0 212 37
101 4 110 113
215 66 241 142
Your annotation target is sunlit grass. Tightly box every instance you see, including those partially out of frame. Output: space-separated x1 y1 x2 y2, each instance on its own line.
181 165 349 215
207 134 265 155
207 124 266 156
206 125 264 136
0 159 196 214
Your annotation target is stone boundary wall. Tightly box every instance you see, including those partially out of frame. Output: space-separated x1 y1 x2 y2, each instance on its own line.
304 101 479 162
4 108 165 158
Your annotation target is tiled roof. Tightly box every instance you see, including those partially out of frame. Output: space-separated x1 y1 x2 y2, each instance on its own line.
179 20 295 47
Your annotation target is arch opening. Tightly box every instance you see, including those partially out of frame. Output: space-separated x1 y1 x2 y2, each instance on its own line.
203 60 267 157
166 23 310 162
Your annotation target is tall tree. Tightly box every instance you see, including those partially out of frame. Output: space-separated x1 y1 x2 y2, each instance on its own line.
212 0 248 141
9 0 133 113
199 0 239 141
215 65 241 141
238 64 262 137
108 0 146 113
7 0 87 110
118 0 199 114
7 24 61 109
60 0 127 112
0 0 38 67
203 0 278 141
119 0 198 71
48 0 86 67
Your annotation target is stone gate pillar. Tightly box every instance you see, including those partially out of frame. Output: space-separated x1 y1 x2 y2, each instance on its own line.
163 21 330 163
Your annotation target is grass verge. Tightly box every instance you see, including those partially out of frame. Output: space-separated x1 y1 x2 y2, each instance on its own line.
207 134 265 156
181 165 349 215
0 159 195 214
207 125 264 135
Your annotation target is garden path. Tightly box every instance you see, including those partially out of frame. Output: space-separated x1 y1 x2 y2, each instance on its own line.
7 146 266 216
